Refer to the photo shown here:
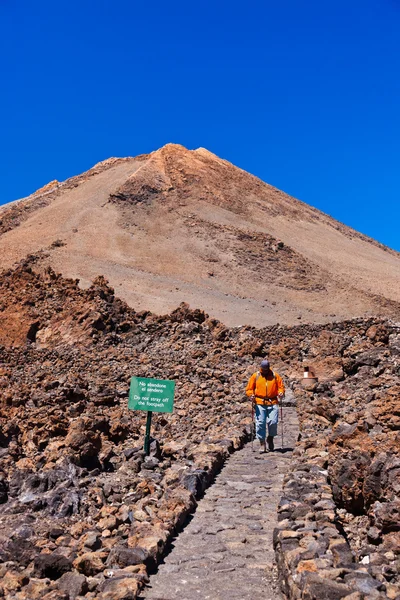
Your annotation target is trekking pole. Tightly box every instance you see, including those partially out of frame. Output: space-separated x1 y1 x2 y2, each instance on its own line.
251 396 255 452
280 394 284 450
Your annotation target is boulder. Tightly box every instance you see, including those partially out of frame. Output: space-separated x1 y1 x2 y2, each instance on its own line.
73 551 108 576
57 571 88 599
33 552 73 579
106 546 148 568
98 575 139 600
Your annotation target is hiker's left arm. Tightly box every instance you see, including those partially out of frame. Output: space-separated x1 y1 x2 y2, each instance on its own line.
277 374 285 397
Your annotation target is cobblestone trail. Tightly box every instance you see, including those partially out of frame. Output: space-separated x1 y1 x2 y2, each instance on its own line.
140 407 298 600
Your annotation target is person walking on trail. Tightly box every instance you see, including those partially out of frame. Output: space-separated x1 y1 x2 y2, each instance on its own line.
246 359 285 453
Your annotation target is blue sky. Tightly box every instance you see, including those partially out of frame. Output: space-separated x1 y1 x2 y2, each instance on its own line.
1 0 399 251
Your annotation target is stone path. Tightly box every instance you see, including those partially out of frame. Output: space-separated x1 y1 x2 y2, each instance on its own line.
139 407 298 600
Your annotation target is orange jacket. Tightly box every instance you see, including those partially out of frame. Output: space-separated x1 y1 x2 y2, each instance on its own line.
246 371 285 405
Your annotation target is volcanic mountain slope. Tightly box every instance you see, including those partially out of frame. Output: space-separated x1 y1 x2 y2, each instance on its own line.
0 144 399 326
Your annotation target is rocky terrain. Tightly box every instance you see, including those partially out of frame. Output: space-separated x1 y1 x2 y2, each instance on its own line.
0 263 399 598
274 322 400 599
0 144 399 327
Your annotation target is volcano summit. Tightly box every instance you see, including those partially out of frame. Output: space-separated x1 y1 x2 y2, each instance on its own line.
0 143 399 325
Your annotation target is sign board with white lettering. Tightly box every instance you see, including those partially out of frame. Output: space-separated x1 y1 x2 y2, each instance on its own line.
128 377 175 413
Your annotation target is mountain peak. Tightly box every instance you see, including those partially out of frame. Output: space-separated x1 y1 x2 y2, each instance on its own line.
0 145 399 326
156 142 192 155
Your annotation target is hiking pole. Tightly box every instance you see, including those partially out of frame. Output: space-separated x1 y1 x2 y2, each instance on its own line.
251 396 255 452
280 394 284 450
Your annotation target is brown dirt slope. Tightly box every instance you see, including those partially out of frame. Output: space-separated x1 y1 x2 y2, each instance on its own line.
0 143 399 326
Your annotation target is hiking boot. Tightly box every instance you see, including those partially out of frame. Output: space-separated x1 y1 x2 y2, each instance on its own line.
267 436 274 452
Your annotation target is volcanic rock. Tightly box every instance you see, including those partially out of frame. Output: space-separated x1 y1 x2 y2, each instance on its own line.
0 262 399 598
57 571 88 599
33 552 73 579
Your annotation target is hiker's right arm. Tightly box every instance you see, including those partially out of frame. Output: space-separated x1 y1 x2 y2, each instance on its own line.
246 373 256 399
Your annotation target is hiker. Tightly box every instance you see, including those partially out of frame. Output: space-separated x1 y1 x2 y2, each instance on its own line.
246 359 285 453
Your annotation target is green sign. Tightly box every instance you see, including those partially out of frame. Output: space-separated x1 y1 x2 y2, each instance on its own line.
128 377 175 413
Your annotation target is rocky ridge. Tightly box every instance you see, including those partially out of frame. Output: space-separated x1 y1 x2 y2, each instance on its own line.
0 158 137 239
0 264 399 599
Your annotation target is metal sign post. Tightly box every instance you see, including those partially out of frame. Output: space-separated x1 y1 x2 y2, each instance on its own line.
128 377 175 455
144 411 153 456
